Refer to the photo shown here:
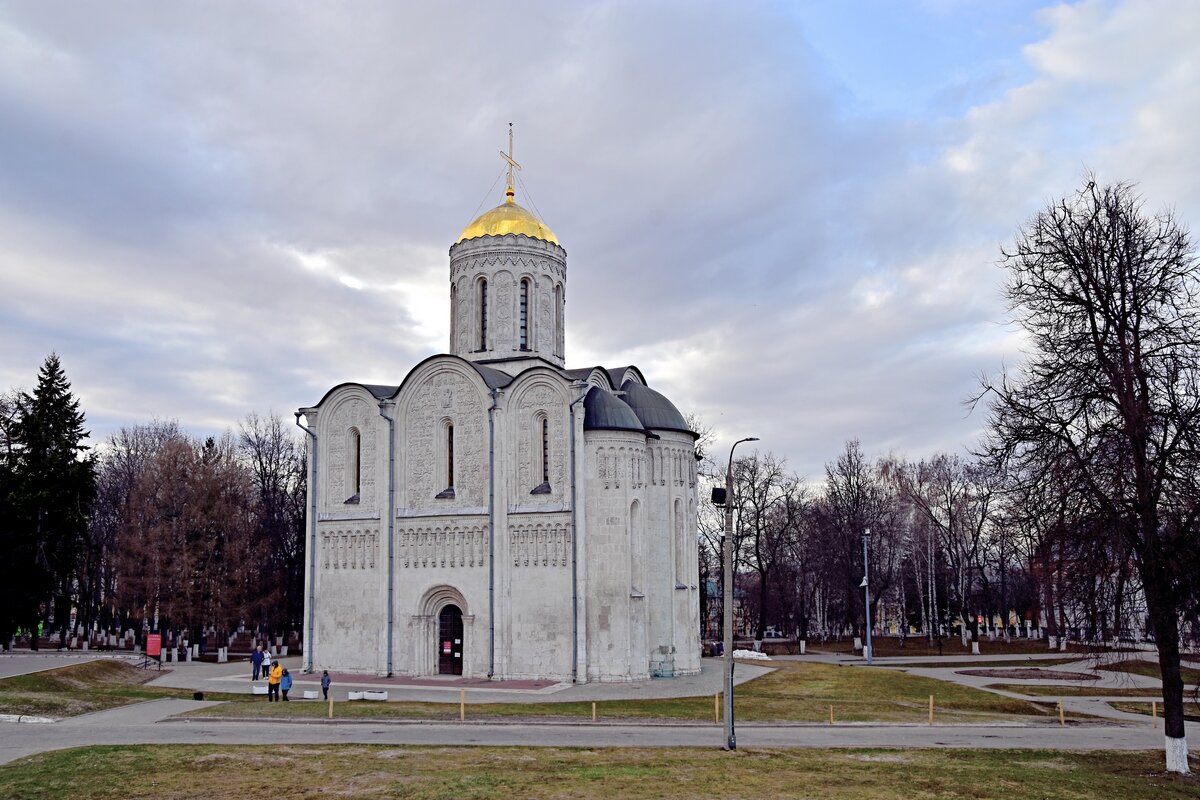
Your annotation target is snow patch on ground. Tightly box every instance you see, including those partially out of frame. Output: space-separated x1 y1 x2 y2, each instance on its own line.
733 649 771 661
0 714 58 724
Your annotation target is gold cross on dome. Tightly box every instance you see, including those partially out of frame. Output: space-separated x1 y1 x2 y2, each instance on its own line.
501 122 521 200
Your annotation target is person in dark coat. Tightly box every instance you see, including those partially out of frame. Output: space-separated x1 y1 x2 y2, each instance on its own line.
321 670 331 701
251 645 264 681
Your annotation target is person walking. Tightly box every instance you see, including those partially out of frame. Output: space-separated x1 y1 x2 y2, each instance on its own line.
320 670 331 701
280 668 292 702
251 645 263 681
267 661 283 702
261 647 272 680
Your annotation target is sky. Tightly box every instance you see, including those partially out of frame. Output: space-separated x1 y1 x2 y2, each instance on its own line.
1 0 1198 481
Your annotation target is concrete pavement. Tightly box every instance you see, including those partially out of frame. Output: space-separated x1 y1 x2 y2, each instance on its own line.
139 655 774 704
2 696 1196 767
3 650 1198 768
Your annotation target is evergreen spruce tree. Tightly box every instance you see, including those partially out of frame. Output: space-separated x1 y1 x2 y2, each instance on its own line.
1 355 96 648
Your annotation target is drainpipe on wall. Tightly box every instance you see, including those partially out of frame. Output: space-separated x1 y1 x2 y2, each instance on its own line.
568 382 589 683
378 400 396 677
294 411 318 674
488 387 498 679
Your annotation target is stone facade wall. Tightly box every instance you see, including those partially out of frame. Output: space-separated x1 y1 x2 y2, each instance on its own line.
303 362 700 682
448 236 567 367
312 521 385 673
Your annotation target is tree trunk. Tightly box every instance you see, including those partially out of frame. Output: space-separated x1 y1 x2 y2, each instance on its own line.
1144 573 1190 773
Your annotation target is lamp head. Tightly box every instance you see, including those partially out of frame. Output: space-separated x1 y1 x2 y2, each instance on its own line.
859 576 868 589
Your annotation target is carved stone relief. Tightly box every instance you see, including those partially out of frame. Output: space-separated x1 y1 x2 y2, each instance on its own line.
510 522 570 567
515 385 565 499
494 269 513 350
455 278 470 354
321 529 379 570
404 369 486 509
397 523 487 569
325 397 378 510
537 284 553 352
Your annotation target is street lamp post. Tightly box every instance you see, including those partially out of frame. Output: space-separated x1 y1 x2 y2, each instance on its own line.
723 436 758 751
862 527 873 665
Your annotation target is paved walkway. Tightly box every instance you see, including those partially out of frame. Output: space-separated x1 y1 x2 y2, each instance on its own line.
1 696 1196 767
140 656 772 703
3 651 1198 767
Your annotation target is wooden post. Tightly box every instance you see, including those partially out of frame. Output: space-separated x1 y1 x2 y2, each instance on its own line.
714 694 720 724
592 702 597 723
1152 701 1157 727
1058 701 1065 727
928 695 934 726
829 704 834 725
328 698 333 719
459 689 466 722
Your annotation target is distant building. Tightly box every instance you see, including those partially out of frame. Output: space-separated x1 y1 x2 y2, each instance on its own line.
297 143 701 681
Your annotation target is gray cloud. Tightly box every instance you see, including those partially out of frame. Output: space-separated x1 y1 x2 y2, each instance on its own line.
1 1 1198 481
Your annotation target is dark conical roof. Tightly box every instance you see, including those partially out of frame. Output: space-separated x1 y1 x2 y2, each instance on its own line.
620 380 694 436
583 386 645 434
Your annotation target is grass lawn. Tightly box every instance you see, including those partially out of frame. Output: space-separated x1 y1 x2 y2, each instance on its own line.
1110 701 1200 723
0 661 243 718
886 658 1084 669
808 637 1106 658
0 745 1197 800
983 684 1166 698
1097 660 1200 685
184 660 1056 724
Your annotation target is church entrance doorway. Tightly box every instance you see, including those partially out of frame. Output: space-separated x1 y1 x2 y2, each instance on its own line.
438 604 464 675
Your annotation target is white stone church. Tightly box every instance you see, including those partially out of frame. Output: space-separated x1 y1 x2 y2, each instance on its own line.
297 150 701 682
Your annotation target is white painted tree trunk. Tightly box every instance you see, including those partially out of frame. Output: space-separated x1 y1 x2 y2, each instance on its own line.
971 641 980 655
1165 735 1190 774
1047 635 1057 649
852 637 862 651
798 640 806 654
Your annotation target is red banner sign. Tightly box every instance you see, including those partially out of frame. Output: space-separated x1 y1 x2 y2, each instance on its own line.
146 634 162 657
442 640 451 654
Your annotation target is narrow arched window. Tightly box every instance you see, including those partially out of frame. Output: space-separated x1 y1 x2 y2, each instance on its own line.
541 417 550 484
478 279 488 351
447 424 455 489
354 431 362 494
345 427 361 504
674 499 685 582
519 279 530 350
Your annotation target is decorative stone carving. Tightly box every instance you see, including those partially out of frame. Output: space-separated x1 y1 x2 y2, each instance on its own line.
514 385 566 500
537 285 553 351
397 523 486 569
320 529 379 570
325 396 378 510
510 523 570 567
405 369 486 509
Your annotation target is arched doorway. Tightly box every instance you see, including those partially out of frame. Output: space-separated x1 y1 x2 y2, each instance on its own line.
438 604 464 675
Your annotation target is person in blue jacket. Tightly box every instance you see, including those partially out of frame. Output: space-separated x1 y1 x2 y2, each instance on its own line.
280 668 293 701
251 645 264 681
321 670 331 701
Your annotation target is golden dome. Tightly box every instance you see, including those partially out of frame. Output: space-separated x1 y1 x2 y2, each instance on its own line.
457 192 558 245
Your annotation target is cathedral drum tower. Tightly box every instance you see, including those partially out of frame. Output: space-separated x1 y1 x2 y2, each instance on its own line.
298 129 701 683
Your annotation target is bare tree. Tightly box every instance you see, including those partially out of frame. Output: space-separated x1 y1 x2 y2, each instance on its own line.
731 452 801 645
238 412 307 631
978 178 1200 773
822 440 889 647
899 453 997 650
